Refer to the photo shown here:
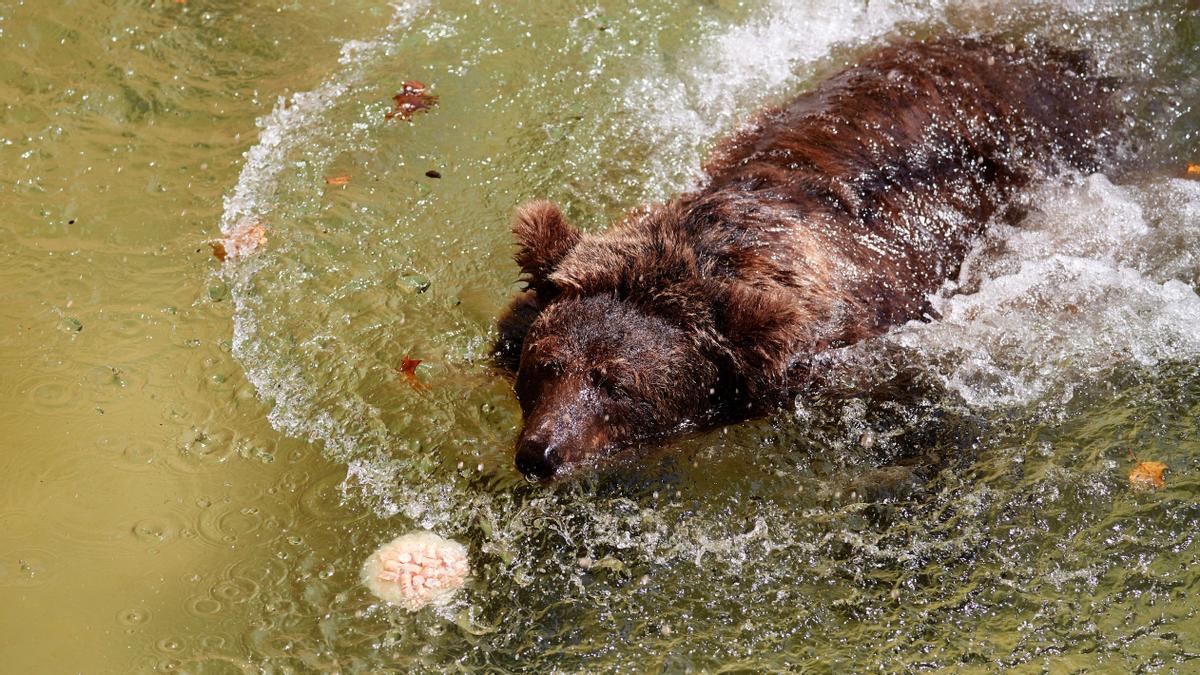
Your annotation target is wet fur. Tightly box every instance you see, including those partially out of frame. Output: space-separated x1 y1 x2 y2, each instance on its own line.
494 36 1119 476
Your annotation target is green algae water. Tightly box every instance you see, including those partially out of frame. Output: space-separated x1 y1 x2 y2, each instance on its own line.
2 1 1199 672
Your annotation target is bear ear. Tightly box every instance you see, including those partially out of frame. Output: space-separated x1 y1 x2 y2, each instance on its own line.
710 283 809 388
512 201 582 282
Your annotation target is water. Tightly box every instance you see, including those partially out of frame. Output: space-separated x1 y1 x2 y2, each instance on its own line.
2 0 1198 672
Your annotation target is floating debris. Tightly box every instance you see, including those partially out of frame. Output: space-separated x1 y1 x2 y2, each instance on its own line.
361 531 470 610
1129 460 1167 489
396 356 427 391
385 80 437 121
214 219 268 261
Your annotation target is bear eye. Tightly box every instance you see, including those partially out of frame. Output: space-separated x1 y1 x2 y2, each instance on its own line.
589 369 628 399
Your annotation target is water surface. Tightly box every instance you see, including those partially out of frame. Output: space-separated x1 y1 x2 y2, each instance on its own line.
2 0 1198 672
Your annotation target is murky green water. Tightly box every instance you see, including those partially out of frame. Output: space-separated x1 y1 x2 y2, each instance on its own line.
2 1 1198 672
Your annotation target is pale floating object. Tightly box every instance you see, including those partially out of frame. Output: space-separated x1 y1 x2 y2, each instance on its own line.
361 531 470 610
214 218 267 261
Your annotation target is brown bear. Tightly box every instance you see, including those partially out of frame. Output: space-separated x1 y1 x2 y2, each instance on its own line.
494 36 1118 480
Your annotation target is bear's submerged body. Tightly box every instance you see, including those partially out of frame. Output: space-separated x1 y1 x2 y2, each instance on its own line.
496 36 1119 479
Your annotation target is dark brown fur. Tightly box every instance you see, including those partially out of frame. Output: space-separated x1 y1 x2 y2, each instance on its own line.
495 36 1119 479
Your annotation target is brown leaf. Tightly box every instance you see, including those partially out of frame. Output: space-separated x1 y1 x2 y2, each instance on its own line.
1129 461 1167 489
385 81 438 121
397 356 428 390
209 242 228 262
325 175 351 186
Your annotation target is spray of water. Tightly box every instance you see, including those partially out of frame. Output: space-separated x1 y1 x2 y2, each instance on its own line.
212 0 1199 668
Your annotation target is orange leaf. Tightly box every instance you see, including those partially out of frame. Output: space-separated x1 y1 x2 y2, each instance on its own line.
397 356 428 391
1187 164 1200 177
325 175 350 186
385 81 438 122
218 220 268 261
1129 461 1167 489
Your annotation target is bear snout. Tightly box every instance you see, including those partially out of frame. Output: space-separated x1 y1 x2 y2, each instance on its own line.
513 398 614 480
515 435 561 480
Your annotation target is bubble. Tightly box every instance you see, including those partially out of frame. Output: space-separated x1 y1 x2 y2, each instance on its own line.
186 596 223 618
175 427 237 467
82 363 148 401
0 550 58 588
195 500 259 547
218 507 262 538
211 577 259 604
132 517 178 544
198 635 229 650
228 555 289 587
156 637 185 654
117 608 150 626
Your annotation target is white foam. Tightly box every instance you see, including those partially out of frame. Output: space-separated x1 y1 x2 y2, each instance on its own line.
621 0 1180 198
218 0 428 236
221 1 429 469
884 175 1200 408
623 0 948 195
620 0 1198 412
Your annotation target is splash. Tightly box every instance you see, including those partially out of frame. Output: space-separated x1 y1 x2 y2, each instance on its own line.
218 1 429 237
623 0 947 196
209 0 1200 669
871 174 1200 408
216 0 1199 537
618 0 1199 412
221 1 429 461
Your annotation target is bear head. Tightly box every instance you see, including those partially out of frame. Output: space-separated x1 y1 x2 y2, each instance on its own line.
498 201 724 479
496 200 811 479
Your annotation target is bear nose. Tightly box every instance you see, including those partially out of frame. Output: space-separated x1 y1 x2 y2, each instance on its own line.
515 437 560 480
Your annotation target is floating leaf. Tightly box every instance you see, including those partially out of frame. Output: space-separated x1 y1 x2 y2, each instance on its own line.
425 170 442 179
63 316 83 332
1187 163 1200 176
1129 461 1167 489
385 81 438 121
325 175 351 186
397 356 428 390
217 219 268 261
